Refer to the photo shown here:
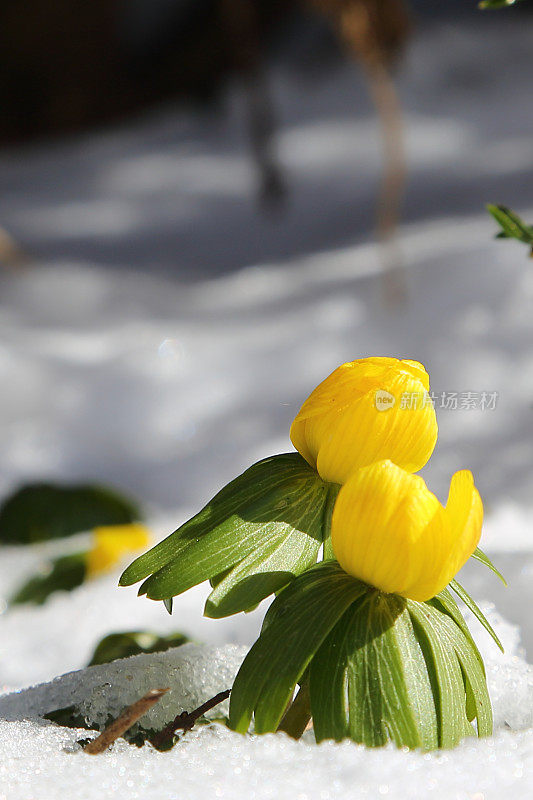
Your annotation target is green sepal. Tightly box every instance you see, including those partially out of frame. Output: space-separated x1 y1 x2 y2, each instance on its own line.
310 593 439 749
228 561 367 734
0 483 141 545
471 547 507 585
120 454 332 616
9 552 87 605
449 578 504 653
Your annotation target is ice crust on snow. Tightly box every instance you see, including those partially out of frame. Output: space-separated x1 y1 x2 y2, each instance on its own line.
0 644 246 730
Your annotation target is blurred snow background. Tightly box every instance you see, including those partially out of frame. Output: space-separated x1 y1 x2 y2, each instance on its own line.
1 13 533 800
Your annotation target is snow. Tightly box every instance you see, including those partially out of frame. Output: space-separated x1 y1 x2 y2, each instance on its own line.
0 644 245 730
1 14 533 800
2 719 532 800
0 607 532 800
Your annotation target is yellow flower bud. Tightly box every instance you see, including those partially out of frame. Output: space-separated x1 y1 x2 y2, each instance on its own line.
86 523 152 578
290 357 438 485
331 460 483 601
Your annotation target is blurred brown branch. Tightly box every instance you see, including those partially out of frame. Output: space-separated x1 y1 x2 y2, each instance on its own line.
310 0 410 302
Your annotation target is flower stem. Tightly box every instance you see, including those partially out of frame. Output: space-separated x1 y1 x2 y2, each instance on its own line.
276 682 311 740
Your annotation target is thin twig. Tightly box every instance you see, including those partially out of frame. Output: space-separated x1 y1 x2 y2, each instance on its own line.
84 688 170 754
150 689 231 749
364 60 407 306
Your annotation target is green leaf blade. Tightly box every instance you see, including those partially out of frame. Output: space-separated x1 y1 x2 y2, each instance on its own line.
139 472 326 602
408 601 475 748
204 523 321 618
122 454 332 617
0 483 140 545
311 594 438 749
471 547 507 585
479 0 524 9
120 453 314 586
435 611 493 737
9 552 87 605
487 204 533 245
449 579 504 653
432 589 486 672
321 483 341 562
228 561 367 735
87 630 190 666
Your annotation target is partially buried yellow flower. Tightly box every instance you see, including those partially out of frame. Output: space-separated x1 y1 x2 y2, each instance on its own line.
290 357 438 485
331 460 483 602
86 523 152 578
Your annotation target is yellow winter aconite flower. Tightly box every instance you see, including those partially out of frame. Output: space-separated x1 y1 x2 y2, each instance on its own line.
331 460 483 602
86 523 152 578
290 357 438 485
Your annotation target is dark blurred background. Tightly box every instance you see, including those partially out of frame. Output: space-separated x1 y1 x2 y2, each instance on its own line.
0 0 528 145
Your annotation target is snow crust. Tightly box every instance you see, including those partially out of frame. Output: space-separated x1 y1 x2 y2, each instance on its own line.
0 644 245 730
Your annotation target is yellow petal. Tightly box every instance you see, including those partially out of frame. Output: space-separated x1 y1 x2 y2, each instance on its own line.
400 360 430 390
331 462 483 601
292 359 417 423
290 358 437 484
400 473 483 601
331 461 438 594
437 471 483 587
86 523 152 578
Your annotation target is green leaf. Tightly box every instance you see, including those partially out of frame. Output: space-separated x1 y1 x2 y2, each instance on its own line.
429 593 485 725
417 601 492 738
228 561 367 734
471 547 507 585
9 552 87 605
0 483 141 545
449 579 504 653
120 454 322 587
120 454 311 586
408 602 476 748
121 454 331 616
204 523 320 618
432 607 493 737
431 589 485 673
486 204 533 246
87 630 191 666
310 593 439 749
